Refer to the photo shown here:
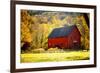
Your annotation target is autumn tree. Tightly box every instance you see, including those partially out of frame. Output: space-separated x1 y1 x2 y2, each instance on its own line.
21 10 32 51
76 14 90 50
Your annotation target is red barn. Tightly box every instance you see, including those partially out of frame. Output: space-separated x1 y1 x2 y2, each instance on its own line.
48 25 81 49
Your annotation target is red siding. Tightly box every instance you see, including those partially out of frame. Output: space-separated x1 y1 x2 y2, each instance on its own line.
68 26 81 49
48 37 68 48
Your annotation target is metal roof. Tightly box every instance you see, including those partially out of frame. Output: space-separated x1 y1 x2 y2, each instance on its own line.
48 25 76 38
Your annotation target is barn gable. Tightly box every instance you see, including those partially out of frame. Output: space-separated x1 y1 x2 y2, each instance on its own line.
48 25 77 38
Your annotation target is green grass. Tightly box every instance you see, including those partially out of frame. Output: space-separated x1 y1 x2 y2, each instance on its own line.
21 50 90 63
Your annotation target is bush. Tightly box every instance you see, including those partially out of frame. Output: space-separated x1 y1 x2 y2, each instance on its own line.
32 48 45 53
47 47 64 53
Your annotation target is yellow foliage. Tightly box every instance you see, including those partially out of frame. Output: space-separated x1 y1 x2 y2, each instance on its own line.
76 15 90 49
21 10 32 46
21 10 90 51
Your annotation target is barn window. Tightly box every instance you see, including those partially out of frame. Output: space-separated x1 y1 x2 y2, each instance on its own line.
73 40 77 43
73 40 79 49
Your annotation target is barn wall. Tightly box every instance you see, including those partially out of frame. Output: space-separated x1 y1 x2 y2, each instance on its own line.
68 27 81 49
48 37 68 48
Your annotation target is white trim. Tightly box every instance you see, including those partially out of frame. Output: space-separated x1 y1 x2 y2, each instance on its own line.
15 4 94 69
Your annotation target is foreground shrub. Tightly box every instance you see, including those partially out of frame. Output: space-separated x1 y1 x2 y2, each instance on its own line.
47 47 64 53
32 48 45 53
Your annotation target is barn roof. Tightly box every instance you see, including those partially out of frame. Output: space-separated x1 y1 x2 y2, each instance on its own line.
48 25 76 38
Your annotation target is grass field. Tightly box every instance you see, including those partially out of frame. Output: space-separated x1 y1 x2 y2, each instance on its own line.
21 50 90 63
